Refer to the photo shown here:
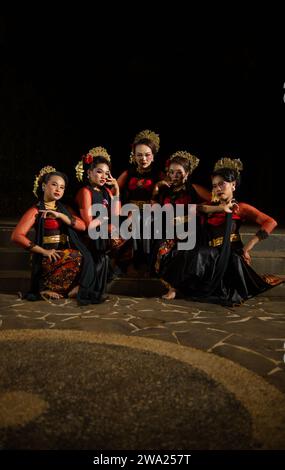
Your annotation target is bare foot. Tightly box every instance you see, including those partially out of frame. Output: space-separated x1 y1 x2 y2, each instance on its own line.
40 290 64 300
68 285 79 298
261 274 284 286
162 288 177 300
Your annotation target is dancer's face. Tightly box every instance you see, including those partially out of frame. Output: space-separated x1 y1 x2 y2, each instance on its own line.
88 163 111 187
134 144 154 170
43 176 65 202
212 175 236 202
168 163 188 187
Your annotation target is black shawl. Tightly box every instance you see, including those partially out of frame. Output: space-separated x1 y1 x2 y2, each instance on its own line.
26 200 103 305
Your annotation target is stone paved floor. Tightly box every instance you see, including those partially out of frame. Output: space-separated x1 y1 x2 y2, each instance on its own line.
1 285 285 449
1 285 285 392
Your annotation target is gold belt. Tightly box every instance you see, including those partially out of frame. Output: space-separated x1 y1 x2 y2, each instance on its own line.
130 200 150 210
209 233 241 247
43 234 68 244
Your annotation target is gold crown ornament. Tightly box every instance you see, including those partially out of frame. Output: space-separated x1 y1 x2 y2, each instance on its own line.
169 150 200 174
33 165 56 197
133 129 160 151
75 146 111 182
214 157 243 174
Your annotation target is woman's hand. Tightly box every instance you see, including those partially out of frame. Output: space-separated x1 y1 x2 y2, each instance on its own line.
197 200 239 214
197 204 227 214
221 201 233 213
242 234 260 265
105 175 120 195
242 249 251 265
42 249 63 262
220 200 239 213
157 179 171 189
39 210 73 226
152 180 171 198
39 209 61 219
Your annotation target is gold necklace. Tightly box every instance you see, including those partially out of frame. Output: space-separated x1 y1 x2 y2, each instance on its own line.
44 200 56 210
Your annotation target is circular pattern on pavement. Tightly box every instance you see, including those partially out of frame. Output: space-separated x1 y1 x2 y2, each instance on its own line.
0 391 48 427
0 330 285 450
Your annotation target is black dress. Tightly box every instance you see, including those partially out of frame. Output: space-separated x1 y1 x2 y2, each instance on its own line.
162 208 281 306
120 164 161 268
75 185 114 299
153 182 210 278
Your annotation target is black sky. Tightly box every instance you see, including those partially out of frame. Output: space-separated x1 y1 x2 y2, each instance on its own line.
0 13 284 219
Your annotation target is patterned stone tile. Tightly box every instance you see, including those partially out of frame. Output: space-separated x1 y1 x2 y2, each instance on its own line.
175 328 233 350
1 290 285 392
226 334 284 363
213 344 278 376
132 328 179 344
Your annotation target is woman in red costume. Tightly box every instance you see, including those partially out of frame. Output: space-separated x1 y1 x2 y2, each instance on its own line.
75 146 121 295
117 129 162 271
11 166 104 304
152 150 211 276
162 158 282 305
118 129 161 208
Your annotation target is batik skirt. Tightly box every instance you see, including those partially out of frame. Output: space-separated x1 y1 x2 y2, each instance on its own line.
41 248 82 295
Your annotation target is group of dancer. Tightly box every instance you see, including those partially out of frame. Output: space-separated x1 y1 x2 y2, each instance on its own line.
11 129 282 306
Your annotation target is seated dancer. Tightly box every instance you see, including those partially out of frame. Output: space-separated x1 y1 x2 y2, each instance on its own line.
11 166 106 304
117 129 162 272
75 146 122 293
161 157 283 305
152 150 211 277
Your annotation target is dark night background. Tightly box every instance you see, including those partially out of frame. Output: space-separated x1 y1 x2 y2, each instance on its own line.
0 13 284 223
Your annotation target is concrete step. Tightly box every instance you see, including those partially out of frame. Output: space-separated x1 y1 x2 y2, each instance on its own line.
0 226 17 247
0 270 30 294
1 246 284 275
0 248 31 270
0 226 35 248
240 231 285 252
1 221 285 251
1 221 284 294
249 251 285 275
0 265 283 296
107 277 166 297
0 270 166 297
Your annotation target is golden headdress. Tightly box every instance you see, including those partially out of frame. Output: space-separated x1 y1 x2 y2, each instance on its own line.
133 129 160 151
75 146 111 182
129 129 160 163
33 165 56 197
169 150 200 174
214 157 243 174
88 146 111 162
